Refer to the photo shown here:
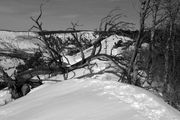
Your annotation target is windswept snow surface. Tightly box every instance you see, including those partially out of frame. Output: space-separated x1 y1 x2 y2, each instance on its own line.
0 78 180 120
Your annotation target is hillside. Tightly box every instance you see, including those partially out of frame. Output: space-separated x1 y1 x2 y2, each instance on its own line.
0 77 180 120
0 30 180 120
0 30 97 50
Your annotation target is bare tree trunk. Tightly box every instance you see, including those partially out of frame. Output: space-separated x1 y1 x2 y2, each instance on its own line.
79 48 85 64
147 0 160 82
127 0 150 84
0 50 33 61
164 21 172 102
171 32 176 84
105 39 108 54
163 0 180 105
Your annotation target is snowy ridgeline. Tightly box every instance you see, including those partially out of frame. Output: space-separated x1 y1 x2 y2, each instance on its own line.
0 30 96 50
0 77 180 120
0 57 180 120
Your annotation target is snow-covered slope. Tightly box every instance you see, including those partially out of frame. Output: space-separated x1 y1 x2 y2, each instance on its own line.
0 30 96 50
64 35 133 65
0 31 180 120
0 31 38 50
0 78 180 120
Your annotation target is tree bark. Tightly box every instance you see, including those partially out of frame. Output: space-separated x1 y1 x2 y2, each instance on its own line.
127 0 150 84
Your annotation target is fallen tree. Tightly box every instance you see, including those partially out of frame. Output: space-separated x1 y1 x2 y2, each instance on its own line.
0 5 133 100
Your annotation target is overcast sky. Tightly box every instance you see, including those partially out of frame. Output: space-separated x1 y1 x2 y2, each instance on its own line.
0 0 140 31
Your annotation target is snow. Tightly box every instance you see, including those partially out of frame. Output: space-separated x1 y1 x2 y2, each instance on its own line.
0 89 12 106
0 31 180 120
55 31 97 41
0 78 180 120
0 30 96 51
0 31 38 50
63 35 133 65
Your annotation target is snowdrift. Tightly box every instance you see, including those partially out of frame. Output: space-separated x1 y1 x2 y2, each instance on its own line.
0 78 180 120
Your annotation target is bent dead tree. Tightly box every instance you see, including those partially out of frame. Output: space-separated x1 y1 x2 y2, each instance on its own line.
0 5 133 99
127 0 151 84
